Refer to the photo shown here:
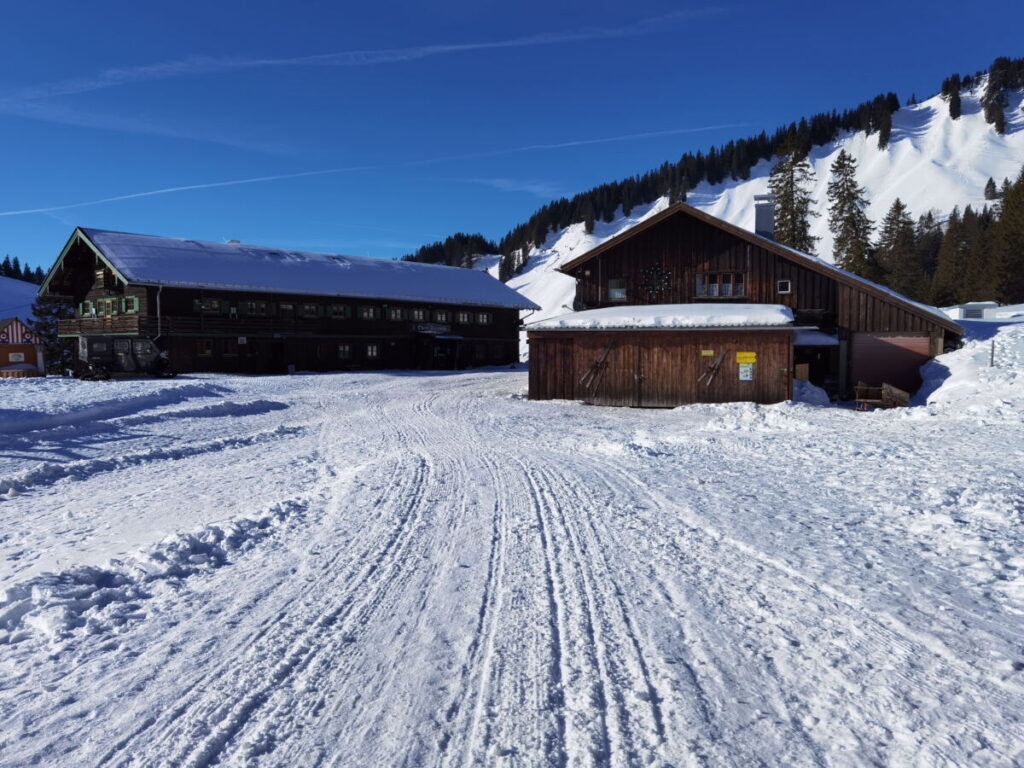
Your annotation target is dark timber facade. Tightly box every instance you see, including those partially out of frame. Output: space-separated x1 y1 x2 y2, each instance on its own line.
42 228 537 374
529 204 962 405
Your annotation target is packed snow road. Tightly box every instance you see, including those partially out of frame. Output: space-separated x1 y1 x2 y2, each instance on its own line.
1 325 1023 767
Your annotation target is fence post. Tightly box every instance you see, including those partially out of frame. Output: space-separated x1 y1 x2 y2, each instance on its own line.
990 339 995 367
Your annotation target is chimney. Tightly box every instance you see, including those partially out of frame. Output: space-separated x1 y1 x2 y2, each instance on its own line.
754 194 775 240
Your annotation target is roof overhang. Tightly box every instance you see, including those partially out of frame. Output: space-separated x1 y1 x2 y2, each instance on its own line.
39 228 130 296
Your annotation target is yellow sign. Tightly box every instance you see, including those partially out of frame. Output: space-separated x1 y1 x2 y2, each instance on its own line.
700 349 715 357
736 352 757 363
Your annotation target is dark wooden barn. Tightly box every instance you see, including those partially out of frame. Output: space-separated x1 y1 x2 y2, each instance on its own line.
528 203 963 406
41 228 538 375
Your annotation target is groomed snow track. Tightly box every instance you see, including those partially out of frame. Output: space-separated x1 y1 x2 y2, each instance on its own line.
1 337 1023 766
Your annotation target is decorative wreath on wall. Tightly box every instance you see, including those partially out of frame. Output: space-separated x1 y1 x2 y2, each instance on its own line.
640 263 672 299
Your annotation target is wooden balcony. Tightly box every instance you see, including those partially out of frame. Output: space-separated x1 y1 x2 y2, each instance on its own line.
58 314 432 337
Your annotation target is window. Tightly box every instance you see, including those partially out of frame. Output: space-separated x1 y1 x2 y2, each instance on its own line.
82 300 94 317
387 307 406 321
964 307 984 319
433 309 451 323
477 312 492 325
245 301 269 316
608 279 628 302
222 338 239 357
456 311 471 324
196 297 221 314
279 303 295 318
301 303 320 318
474 343 487 362
101 299 116 317
338 343 352 360
359 306 380 320
330 304 351 319
696 273 746 298
197 339 213 357
411 308 427 322
123 296 139 314
366 343 380 359
776 279 792 295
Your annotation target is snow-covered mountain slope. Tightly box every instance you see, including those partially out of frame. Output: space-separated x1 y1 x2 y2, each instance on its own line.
507 86 1024 333
0 275 37 321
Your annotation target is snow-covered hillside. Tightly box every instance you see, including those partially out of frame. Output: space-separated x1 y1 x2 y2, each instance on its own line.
0 275 37 322
1 321 1023 766
506 85 1024 335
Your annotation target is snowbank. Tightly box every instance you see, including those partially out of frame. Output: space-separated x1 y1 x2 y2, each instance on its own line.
529 303 793 330
792 379 831 406
912 321 1024 419
0 498 307 644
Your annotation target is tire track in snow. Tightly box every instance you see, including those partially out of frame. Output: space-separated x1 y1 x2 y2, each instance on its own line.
434 453 509 767
95 439 431 768
176 455 434 768
582 454 1018 765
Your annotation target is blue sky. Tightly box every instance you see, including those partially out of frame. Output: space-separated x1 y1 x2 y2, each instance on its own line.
2 0 1021 271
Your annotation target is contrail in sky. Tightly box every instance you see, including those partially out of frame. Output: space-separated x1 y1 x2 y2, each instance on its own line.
0 123 747 218
0 9 726 104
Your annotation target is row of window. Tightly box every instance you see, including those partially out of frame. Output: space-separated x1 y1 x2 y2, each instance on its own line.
607 274 793 300
194 339 509 364
194 298 491 325
79 297 140 317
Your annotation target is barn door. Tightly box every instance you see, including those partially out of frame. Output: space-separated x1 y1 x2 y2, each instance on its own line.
851 333 930 393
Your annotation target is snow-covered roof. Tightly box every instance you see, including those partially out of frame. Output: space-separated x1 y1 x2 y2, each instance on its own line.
794 330 839 346
0 276 37 322
77 228 539 310
528 303 794 331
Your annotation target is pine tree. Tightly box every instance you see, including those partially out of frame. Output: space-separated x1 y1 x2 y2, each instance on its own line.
875 198 926 299
28 294 76 375
10 257 22 281
993 168 1024 302
34 266 45 284
930 207 964 306
768 144 818 254
955 206 994 301
984 177 999 200
943 74 962 119
915 211 943 278
826 150 873 275
0 255 11 278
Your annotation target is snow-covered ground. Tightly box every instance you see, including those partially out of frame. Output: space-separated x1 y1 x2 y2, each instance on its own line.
2 323 1024 767
503 85 1024 348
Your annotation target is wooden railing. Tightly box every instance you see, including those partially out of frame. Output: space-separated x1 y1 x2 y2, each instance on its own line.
59 315 409 337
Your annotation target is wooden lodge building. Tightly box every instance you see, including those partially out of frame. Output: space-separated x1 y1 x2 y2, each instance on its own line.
528 203 963 407
41 228 539 374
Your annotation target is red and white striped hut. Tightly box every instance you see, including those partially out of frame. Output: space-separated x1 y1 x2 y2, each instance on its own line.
0 317 44 378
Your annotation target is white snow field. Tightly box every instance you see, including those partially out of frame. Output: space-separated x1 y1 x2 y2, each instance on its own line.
2 322 1024 767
